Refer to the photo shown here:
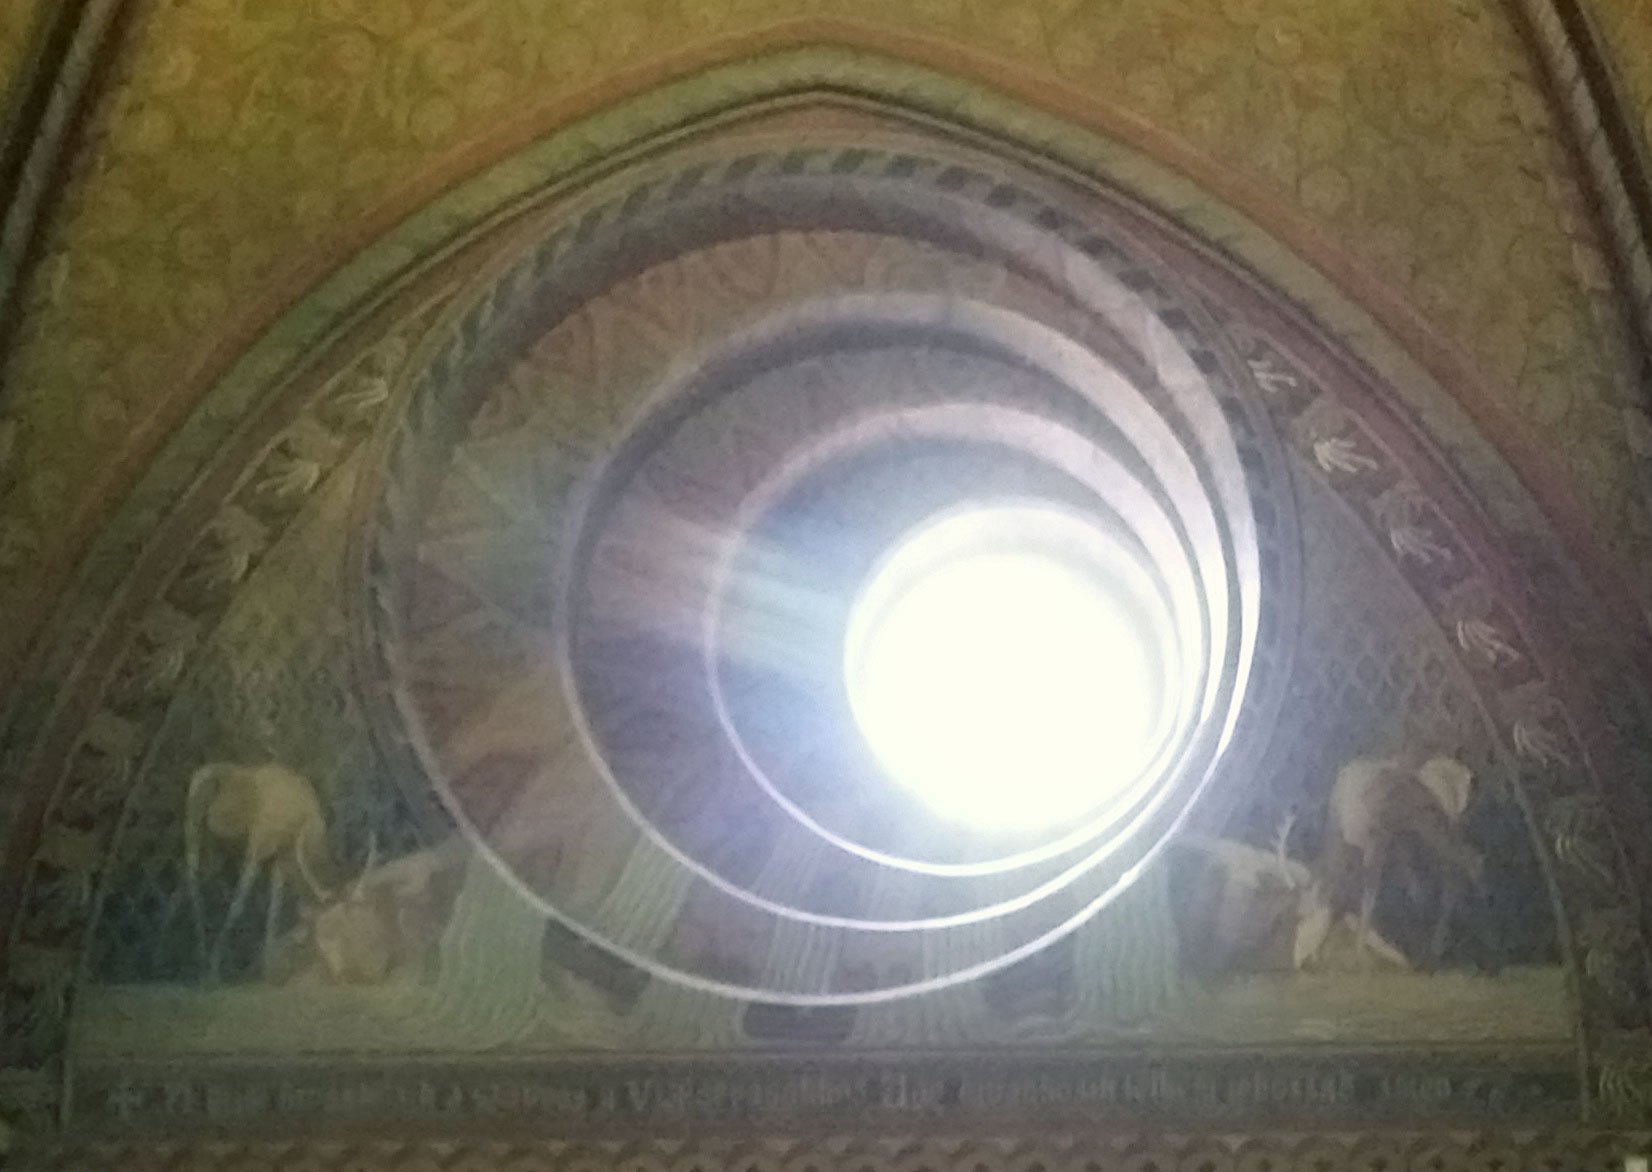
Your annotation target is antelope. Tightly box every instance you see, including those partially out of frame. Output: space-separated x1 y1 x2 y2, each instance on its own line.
185 759 482 986
184 762 336 980
1304 754 1483 969
1176 810 1410 975
270 835 468 986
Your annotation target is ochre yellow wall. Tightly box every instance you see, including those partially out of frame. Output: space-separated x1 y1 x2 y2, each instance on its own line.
0 0 1648 676
0 1 45 112
1593 0 1652 167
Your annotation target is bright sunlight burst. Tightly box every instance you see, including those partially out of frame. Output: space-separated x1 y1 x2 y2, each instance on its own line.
844 506 1162 831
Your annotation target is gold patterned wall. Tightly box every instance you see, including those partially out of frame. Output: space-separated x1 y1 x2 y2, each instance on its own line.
1594 0 1652 163
0 0 45 113
2 0 1651 698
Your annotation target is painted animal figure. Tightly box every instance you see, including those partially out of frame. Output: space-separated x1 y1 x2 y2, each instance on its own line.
184 762 336 979
1175 814 1409 975
1307 754 1483 969
1175 815 1311 975
270 837 468 986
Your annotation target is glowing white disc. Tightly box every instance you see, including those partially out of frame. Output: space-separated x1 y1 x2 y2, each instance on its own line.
844 506 1163 830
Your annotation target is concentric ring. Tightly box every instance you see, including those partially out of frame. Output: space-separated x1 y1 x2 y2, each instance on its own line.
355 128 1293 1003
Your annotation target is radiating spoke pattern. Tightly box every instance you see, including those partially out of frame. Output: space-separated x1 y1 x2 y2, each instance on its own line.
357 133 1294 1004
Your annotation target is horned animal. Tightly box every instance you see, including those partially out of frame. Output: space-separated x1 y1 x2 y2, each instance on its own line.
184 762 336 980
1310 754 1482 969
1176 812 1410 975
270 836 468 986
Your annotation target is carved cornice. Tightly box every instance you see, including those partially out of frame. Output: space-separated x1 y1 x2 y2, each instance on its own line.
8 1130 1652 1172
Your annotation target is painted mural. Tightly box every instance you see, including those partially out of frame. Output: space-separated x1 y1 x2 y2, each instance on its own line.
3 0 1652 1146
16 98 1642 1150
78 301 1569 1064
